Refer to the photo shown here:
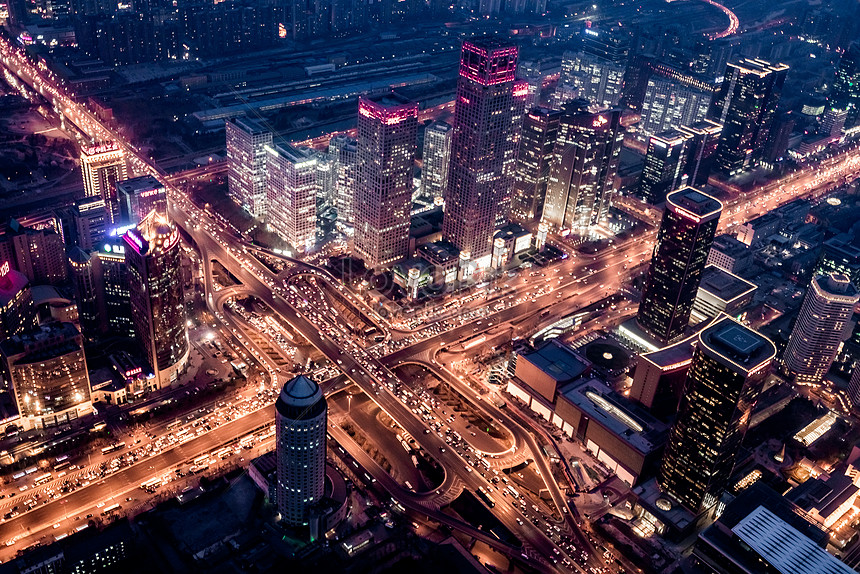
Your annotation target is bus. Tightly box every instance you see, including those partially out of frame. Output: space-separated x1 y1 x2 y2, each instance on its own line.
507 485 520 499
34 473 52 486
193 454 210 467
166 420 182 431
53 460 70 473
476 487 495 508
239 435 255 449
100 503 121 516
54 455 69 465
12 471 25 481
101 443 125 455
140 478 162 492
479 458 491 470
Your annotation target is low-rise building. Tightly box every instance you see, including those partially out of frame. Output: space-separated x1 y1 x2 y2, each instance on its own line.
708 234 752 275
692 266 757 322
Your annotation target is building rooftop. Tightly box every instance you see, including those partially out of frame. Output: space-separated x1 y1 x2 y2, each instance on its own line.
228 115 270 135
494 222 530 241
417 240 460 264
711 233 750 258
815 272 859 299
0 322 81 360
115 175 163 195
521 340 589 384
268 142 315 164
699 315 776 376
363 91 414 109
698 266 757 304
559 378 668 455
638 334 696 371
732 506 854 574
786 473 859 519
667 187 722 221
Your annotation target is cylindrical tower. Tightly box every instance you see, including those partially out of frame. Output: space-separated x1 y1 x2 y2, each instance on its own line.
275 375 327 527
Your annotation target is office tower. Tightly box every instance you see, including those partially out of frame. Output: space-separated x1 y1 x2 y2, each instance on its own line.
70 197 108 251
443 37 528 267
763 112 795 164
314 151 336 211
638 130 690 205
98 231 135 338
329 134 358 227
557 27 629 109
678 120 722 187
638 187 722 343
709 59 789 177
659 316 776 511
226 117 273 219
0 263 38 339
69 247 105 339
421 121 452 203
80 142 127 224
830 43 860 129
354 93 418 269
820 107 848 137
511 107 562 223
0 216 67 286
275 374 327 527
116 175 167 226
124 213 189 388
1 322 92 430
542 104 623 231
266 143 318 253
783 273 859 385
639 76 711 138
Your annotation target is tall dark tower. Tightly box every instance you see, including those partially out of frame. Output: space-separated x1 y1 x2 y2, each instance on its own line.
511 107 562 223
637 187 722 343
443 37 528 269
830 43 860 130
709 59 788 177
124 213 189 388
659 316 775 511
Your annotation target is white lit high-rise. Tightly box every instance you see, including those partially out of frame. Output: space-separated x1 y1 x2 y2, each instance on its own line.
266 143 318 253
783 273 858 385
226 117 273 219
354 93 417 269
80 141 127 224
328 134 358 228
421 121 452 203
275 375 327 527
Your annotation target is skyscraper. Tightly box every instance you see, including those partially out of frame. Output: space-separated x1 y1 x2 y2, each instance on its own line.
354 93 417 269
709 59 789 177
542 103 623 231
420 121 452 203
116 175 167 226
80 141 128 224
638 187 722 343
443 37 527 267
69 247 105 339
0 216 68 286
659 316 776 511
511 107 562 223
226 116 273 219
275 374 327 527
830 43 860 130
783 273 859 385
639 76 712 138
266 143 318 253
677 119 722 187
1 322 93 430
638 129 690 205
124 213 189 388
98 231 135 338
328 134 358 227
557 27 629 109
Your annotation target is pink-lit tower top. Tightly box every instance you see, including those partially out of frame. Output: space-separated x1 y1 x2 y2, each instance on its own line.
444 37 528 266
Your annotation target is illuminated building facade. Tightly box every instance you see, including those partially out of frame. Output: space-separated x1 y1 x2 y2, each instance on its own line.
0 263 38 339
638 129 690 205
640 76 711 138
124 214 188 388
275 374 327 527
443 37 527 265
116 175 167 226
542 103 623 231
69 247 104 339
80 141 128 224
511 107 562 223
709 59 788 177
783 273 859 385
266 143 318 253
328 134 358 227
69 196 108 251
659 316 776 511
0 215 68 286
638 187 722 343
558 27 629 109
1 322 92 430
226 116 273 219
678 120 722 187
421 121 452 203
354 93 417 269
98 231 135 338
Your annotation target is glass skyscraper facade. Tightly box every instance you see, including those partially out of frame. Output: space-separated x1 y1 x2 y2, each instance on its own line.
637 187 722 343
